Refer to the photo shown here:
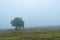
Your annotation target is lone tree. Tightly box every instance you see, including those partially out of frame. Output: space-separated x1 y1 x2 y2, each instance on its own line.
11 17 24 31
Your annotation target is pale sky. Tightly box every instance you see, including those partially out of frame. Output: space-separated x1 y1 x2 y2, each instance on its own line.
0 0 60 29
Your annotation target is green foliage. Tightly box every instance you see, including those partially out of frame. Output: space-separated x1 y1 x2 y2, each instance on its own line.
11 17 24 30
11 17 24 27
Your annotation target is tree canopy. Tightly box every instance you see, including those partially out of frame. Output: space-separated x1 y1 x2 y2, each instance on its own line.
11 17 24 31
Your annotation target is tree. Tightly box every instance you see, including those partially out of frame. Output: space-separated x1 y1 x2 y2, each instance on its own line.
11 17 24 31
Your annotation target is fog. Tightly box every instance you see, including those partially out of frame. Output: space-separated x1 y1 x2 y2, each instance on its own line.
0 0 60 29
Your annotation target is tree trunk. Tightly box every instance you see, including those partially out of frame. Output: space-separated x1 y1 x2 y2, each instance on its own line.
19 26 21 31
15 26 18 31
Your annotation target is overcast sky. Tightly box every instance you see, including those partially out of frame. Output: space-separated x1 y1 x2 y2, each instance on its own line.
0 0 60 29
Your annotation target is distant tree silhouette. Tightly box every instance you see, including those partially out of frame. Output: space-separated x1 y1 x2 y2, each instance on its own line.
11 17 24 31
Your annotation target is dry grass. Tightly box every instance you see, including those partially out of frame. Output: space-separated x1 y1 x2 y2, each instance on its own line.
0 29 60 40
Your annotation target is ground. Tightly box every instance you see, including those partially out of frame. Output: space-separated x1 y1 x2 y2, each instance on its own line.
0 28 60 40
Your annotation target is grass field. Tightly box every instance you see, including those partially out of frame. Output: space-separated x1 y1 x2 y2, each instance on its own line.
0 27 60 40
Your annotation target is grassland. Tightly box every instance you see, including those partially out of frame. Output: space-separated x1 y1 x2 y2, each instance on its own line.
0 27 60 40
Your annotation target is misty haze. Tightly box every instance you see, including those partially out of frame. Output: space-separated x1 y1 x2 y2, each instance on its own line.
0 0 60 40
